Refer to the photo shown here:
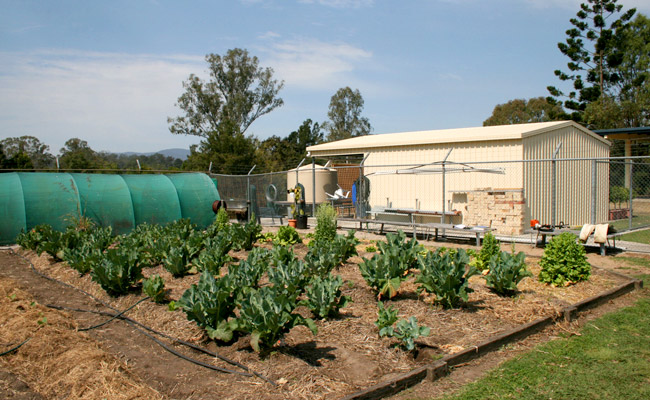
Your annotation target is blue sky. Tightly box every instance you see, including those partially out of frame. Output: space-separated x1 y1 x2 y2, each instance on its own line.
1 0 648 154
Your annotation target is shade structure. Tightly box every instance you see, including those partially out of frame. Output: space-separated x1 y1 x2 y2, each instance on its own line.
0 172 221 244
70 173 135 235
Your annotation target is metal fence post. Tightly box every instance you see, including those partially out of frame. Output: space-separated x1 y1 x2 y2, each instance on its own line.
246 165 256 222
551 142 562 226
591 159 597 224
629 160 634 230
312 158 316 216
441 149 453 225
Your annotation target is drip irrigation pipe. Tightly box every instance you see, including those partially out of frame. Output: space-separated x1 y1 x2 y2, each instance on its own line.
46 304 277 386
0 338 31 357
77 296 150 332
6 248 277 386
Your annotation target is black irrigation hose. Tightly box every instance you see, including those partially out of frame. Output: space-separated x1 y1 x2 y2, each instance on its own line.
46 303 277 387
6 248 277 386
78 296 150 332
0 338 31 357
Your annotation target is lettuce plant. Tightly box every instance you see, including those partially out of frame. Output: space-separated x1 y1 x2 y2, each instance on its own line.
539 232 591 286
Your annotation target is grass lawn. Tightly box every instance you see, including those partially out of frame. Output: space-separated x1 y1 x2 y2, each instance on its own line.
617 228 650 244
431 271 650 400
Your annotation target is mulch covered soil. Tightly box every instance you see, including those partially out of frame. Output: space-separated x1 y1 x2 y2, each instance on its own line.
0 233 633 400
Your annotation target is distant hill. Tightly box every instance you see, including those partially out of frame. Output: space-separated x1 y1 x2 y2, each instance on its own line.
118 148 190 160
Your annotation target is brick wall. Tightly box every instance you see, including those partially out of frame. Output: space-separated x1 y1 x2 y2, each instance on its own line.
462 189 526 235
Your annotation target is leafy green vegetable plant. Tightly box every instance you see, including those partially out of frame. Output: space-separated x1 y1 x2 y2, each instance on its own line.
375 301 399 333
377 230 423 270
91 247 143 296
380 317 430 351
301 274 350 319
143 274 167 303
484 251 532 296
474 232 500 271
314 203 338 243
273 225 301 246
237 286 317 352
231 216 262 251
177 271 237 341
359 251 410 299
539 232 591 286
415 248 478 308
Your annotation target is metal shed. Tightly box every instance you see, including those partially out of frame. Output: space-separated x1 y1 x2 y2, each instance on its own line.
307 121 610 235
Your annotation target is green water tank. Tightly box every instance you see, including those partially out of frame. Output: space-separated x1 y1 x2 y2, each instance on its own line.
18 172 81 232
70 173 135 235
121 174 182 226
167 173 219 229
0 173 26 245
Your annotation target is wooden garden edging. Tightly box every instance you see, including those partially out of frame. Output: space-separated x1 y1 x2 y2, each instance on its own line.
341 274 644 400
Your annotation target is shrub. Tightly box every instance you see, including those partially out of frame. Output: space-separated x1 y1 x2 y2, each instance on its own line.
415 248 478 308
474 232 500 271
314 203 337 243
483 251 532 296
539 232 591 286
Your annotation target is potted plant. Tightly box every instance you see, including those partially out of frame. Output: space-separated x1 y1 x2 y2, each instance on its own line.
288 185 307 229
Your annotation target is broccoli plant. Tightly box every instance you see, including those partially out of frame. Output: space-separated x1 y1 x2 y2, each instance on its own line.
237 286 317 352
380 317 430 351
90 247 143 296
177 271 237 341
539 232 591 286
359 251 410 299
377 230 423 270
143 274 167 303
300 274 350 319
415 248 478 308
484 251 532 296
375 301 399 334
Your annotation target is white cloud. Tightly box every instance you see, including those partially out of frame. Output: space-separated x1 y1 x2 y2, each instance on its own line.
298 0 374 8
260 38 373 90
0 50 204 153
523 0 649 13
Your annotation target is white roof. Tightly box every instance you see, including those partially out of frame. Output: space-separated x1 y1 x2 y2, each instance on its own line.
307 121 609 156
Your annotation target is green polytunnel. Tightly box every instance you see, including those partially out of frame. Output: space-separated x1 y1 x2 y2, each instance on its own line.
121 174 183 226
70 173 135 235
18 172 81 233
0 172 221 244
167 173 220 229
0 173 26 245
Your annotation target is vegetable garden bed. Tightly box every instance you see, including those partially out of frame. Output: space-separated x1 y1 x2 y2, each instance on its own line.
1 217 631 400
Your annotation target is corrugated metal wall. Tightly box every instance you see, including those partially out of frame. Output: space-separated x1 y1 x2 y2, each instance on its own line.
522 125 610 225
364 140 524 214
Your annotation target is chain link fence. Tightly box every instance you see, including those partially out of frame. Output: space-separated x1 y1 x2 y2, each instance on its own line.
211 156 650 243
